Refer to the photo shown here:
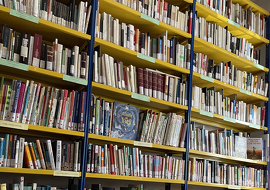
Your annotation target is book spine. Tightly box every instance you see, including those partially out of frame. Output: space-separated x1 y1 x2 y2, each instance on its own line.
46 140 55 170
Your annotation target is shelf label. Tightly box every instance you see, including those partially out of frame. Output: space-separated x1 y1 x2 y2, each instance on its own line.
137 53 155 63
254 62 264 70
53 170 80 177
228 185 241 190
0 58 29 71
131 92 150 102
63 75 88 85
223 116 236 123
134 141 152 148
249 123 260 130
140 13 159 25
239 88 251 95
10 9 39 23
0 120 28 130
228 19 240 28
200 75 214 83
200 110 213 117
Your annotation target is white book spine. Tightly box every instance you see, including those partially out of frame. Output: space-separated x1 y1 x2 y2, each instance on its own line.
56 140 62 171
14 140 19 168
56 44 63 73
47 140 56 170
74 142 79 172
74 46 79 77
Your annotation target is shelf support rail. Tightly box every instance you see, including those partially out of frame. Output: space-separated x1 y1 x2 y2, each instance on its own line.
79 0 98 189
182 1 196 190
265 15 270 190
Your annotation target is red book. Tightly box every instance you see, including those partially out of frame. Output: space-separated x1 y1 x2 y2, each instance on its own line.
152 72 158 98
59 89 68 129
137 68 144 95
32 34 42 67
135 29 140 52
80 52 87 79
148 71 152 97
80 91 85 131
156 0 160 20
157 74 162 99
68 90 75 130
262 107 265 126
164 2 168 22
1 85 6 113
109 144 115 175
116 61 121 89
228 0 232 19
188 11 193 34
161 75 164 100
143 69 148 96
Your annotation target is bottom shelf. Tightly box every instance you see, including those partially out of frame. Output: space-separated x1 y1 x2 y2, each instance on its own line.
86 173 185 184
188 181 266 190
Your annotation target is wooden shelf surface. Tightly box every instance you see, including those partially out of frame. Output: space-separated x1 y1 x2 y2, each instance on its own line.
86 173 185 184
194 2 269 48
0 167 53 175
0 6 90 48
189 149 267 166
194 37 268 75
89 134 186 154
92 82 188 113
188 181 266 190
192 72 268 104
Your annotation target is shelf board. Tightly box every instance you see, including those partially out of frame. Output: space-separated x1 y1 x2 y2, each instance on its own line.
86 173 185 184
188 181 266 190
0 6 90 48
190 107 267 132
232 0 269 16
194 3 269 48
0 167 53 175
192 72 268 103
189 149 267 166
89 134 186 154
92 82 188 113
95 38 190 76
0 59 87 90
194 37 268 74
0 120 84 139
98 0 191 41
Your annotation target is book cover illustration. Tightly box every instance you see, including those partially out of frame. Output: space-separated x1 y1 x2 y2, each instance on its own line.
112 102 139 140
247 138 262 160
234 136 247 158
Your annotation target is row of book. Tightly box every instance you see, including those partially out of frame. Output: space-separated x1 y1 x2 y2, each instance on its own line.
0 177 78 190
189 158 266 188
193 55 267 97
0 134 82 171
0 25 89 79
189 123 269 161
110 0 192 33
195 16 260 64
91 184 143 190
86 143 185 180
0 78 87 131
197 0 265 37
0 0 92 34
192 86 266 126
93 52 189 105
95 12 192 66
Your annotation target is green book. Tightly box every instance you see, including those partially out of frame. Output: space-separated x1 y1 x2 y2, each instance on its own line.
32 142 40 169
4 134 9 167
0 77 4 105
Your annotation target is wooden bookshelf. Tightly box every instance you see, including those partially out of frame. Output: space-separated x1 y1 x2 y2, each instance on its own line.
86 173 185 184
189 149 267 166
89 134 186 154
192 2 269 48
0 6 90 47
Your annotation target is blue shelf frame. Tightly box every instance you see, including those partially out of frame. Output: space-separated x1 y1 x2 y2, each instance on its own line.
79 1 270 190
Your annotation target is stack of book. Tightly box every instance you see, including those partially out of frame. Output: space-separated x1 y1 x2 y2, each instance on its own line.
193 55 268 97
0 78 87 131
95 13 192 65
0 25 89 79
0 0 92 33
0 134 82 171
86 143 185 180
189 158 266 188
194 16 260 64
197 0 266 37
189 123 269 161
192 86 266 126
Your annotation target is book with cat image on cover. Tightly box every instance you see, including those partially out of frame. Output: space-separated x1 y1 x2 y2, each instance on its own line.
112 102 139 140
247 138 263 160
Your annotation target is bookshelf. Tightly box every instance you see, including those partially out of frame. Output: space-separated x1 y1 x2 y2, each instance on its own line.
0 0 269 189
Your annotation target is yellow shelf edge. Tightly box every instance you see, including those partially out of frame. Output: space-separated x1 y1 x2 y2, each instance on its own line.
86 173 185 184
0 167 54 175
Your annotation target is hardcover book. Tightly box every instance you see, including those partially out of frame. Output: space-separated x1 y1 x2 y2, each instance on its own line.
112 102 139 140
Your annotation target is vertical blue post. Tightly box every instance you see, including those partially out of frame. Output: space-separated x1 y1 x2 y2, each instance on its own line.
182 0 196 190
79 0 98 190
265 15 270 190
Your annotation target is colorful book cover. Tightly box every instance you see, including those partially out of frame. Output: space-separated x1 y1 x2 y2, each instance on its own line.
247 138 263 160
112 102 139 140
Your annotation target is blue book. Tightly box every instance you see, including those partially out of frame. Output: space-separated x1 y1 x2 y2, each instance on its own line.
22 86 30 118
91 94 96 134
104 102 110 136
159 39 162 56
112 102 139 140
132 148 136 176
11 80 21 121
176 79 180 104
217 0 220 12
0 138 4 167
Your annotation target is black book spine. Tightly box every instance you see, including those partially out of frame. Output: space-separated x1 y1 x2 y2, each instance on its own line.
121 28 124 47
172 36 177 65
11 135 17 161
78 141 81 172
1 24 6 44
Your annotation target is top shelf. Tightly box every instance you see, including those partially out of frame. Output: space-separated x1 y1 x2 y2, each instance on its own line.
0 6 90 48
193 2 269 49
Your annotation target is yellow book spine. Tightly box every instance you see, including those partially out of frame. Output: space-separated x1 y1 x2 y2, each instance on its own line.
24 142 34 169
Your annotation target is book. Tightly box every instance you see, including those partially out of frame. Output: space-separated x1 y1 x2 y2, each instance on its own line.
247 138 263 160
